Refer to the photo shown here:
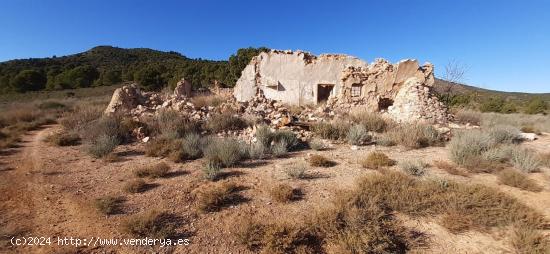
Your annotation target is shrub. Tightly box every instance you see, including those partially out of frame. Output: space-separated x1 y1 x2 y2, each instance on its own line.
520 126 540 134
311 121 350 140
448 130 491 166
255 125 299 151
360 151 395 169
497 169 542 192
122 210 177 238
524 98 547 115
433 160 469 177
271 140 288 158
148 109 200 138
486 125 521 145
398 160 428 176
203 160 222 181
269 184 298 203
44 130 80 146
349 111 390 132
124 179 149 193
480 97 506 113
309 155 335 167
285 162 307 179
86 134 119 158
381 123 442 149
511 227 550 253
255 125 273 147
308 139 326 151
94 196 123 215
195 181 241 212
37 101 67 110
347 124 370 145
454 109 481 125
204 138 246 167
205 113 248 133
134 162 170 178
144 137 180 158
511 148 542 173
59 106 103 132
481 144 515 163
247 142 268 160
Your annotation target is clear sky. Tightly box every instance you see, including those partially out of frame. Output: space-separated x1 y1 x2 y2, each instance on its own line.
1 0 549 93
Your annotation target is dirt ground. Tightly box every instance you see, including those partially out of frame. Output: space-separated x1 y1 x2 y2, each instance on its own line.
1 125 549 253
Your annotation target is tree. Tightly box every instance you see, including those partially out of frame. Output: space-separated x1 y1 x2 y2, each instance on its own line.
10 70 46 92
480 97 505 113
439 60 469 107
524 98 548 115
65 65 99 88
98 69 122 86
228 47 269 85
134 65 166 91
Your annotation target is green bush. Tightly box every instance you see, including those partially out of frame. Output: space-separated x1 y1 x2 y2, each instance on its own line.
524 98 548 115
87 134 119 158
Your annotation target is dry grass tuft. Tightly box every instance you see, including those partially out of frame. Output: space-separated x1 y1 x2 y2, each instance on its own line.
134 162 170 178
124 179 149 193
94 196 124 215
44 130 80 146
309 154 335 167
433 160 469 177
349 110 392 132
195 181 242 212
190 94 227 109
379 123 443 149
360 151 396 169
497 169 542 192
311 121 350 140
398 159 428 176
269 183 300 203
205 113 248 133
204 138 246 167
122 210 177 238
511 226 550 254
285 162 307 179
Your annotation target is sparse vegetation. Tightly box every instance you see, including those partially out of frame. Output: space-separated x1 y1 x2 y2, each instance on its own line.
497 169 542 192
269 183 299 203
147 109 200 138
202 160 222 181
347 124 370 145
398 159 428 176
308 138 326 151
44 130 80 146
122 210 177 238
511 148 542 173
311 121 350 140
379 123 442 149
360 151 395 169
134 162 170 178
285 162 307 179
190 94 228 109
124 179 149 193
205 113 248 133
309 154 335 167
454 109 481 125
195 181 241 212
433 160 469 177
511 226 550 254
204 138 246 167
349 110 391 132
94 196 123 215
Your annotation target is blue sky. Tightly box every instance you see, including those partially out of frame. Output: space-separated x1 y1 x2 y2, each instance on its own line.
1 0 549 93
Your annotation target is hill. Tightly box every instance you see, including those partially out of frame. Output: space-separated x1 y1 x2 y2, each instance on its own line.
0 46 267 93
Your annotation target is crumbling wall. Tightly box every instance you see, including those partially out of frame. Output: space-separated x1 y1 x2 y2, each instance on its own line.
234 50 367 105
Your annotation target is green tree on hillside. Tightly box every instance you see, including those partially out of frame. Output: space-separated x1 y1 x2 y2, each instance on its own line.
134 65 167 91
228 47 269 84
10 70 46 92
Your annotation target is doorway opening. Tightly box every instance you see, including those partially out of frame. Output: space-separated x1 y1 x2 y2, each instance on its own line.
317 84 334 103
378 98 394 111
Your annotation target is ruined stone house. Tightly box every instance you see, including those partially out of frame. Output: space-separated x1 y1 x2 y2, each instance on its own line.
234 50 450 123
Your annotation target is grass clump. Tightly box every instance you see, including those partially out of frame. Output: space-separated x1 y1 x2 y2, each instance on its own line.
205 113 248 133
360 151 396 169
44 130 80 146
379 123 442 149
147 109 200 138
309 154 335 167
87 134 119 158
398 159 428 176
511 227 550 254
255 125 299 152
204 138 246 167
124 179 149 193
349 110 390 132
94 196 124 215
84 116 130 158
346 124 371 145
511 148 542 173
285 162 307 179
453 109 481 125
202 160 222 181
195 181 241 212
269 183 299 203
247 142 268 160
311 121 350 140
308 139 326 151
134 162 170 178
498 169 542 192
122 210 177 238
190 94 227 109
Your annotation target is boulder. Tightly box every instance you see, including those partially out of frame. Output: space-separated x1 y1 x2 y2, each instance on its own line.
104 84 144 115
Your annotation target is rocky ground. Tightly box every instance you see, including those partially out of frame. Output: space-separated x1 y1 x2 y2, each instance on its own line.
1 124 549 254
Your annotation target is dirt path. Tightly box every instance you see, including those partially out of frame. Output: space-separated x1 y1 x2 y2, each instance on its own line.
0 126 133 254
